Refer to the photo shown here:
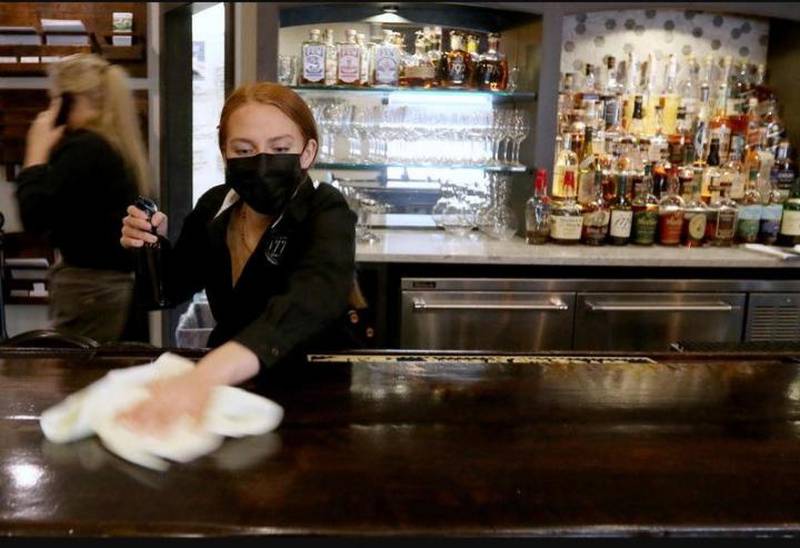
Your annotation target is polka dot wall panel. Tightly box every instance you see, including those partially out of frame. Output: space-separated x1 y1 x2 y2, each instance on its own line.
562 9 769 83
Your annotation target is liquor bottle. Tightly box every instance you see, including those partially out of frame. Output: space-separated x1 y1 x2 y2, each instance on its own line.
628 95 644 137
777 177 800 247
443 31 473 88
640 53 659 136
476 33 508 91
708 182 738 246
759 179 784 245
577 127 600 204
608 171 633 245
652 152 672 200
466 34 480 64
549 171 583 245
399 32 435 88
681 171 708 247
727 59 750 118
370 29 400 87
660 53 680 135
601 56 622 132
701 138 722 204
581 168 611 245
693 84 712 161
621 51 640 126
657 171 685 245
677 144 696 202
631 163 659 246
751 63 773 103
709 84 732 164
356 32 370 86
323 29 337 86
525 168 551 245
552 133 579 200
299 28 326 86
581 62 598 95
762 97 784 150
667 106 691 165
652 104 671 162
745 97 763 150
772 141 796 199
735 169 763 244
678 54 700 121
721 144 745 202
431 26 446 88
336 29 362 86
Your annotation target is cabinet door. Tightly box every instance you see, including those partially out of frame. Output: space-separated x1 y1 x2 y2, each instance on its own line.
401 291 575 351
574 292 746 351
745 293 800 341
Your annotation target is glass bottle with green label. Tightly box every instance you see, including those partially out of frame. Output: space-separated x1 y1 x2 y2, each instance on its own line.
777 177 800 247
631 164 659 245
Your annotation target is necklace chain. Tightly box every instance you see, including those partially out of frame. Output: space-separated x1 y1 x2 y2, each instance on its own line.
239 205 255 255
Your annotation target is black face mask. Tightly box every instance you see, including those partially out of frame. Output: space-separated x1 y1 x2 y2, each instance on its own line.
225 153 305 215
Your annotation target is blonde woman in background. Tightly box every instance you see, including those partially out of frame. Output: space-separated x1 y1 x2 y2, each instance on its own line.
15 53 151 343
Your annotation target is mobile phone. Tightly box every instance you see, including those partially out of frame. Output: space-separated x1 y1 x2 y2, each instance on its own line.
54 92 74 127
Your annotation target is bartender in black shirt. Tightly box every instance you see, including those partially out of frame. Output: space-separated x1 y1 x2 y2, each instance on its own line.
118 82 356 434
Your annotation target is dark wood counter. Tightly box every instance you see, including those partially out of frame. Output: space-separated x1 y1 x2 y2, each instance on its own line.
3 348 800 538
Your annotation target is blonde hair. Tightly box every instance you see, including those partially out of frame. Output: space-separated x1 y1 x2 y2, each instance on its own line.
48 53 152 196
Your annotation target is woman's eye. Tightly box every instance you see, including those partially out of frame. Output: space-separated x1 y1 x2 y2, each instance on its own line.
274 147 289 153
234 149 252 156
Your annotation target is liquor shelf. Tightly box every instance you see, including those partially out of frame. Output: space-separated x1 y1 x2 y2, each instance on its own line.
354 228 800 267
291 85 537 103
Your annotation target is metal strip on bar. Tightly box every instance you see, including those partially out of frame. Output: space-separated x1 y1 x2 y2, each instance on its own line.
413 298 568 312
585 301 735 312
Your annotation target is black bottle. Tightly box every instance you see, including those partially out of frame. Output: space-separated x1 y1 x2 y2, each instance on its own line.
133 196 169 309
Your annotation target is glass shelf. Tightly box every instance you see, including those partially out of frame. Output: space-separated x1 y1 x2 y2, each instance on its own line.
312 162 531 173
291 85 536 102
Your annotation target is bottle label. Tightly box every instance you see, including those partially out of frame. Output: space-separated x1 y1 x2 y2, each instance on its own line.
780 209 800 236
337 45 360 83
374 47 398 85
715 209 737 240
760 204 783 240
632 209 658 244
551 216 583 240
404 64 435 80
448 55 466 84
582 210 610 242
685 211 707 241
737 204 762 241
302 45 326 82
609 209 633 238
658 210 684 244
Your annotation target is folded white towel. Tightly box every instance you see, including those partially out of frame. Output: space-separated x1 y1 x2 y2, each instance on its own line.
40 352 284 471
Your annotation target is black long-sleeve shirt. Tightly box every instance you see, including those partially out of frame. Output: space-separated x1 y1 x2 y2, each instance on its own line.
15 128 138 272
162 177 357 370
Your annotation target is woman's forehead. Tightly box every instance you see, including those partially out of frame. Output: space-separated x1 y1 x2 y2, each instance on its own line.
227 102 302 141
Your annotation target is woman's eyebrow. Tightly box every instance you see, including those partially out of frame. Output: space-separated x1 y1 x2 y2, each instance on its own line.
229 138 256 146
269 135 294 143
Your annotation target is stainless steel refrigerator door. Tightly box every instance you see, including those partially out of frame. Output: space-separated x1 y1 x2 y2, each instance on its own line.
574 292 746 351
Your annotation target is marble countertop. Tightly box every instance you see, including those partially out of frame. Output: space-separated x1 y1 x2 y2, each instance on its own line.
355 229 800 268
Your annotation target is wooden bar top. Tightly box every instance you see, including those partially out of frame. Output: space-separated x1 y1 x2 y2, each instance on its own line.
2 348 800 538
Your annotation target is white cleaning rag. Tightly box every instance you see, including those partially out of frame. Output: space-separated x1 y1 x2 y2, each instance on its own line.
40 352 284 471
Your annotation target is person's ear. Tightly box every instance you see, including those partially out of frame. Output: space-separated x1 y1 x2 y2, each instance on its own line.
299 139 317 170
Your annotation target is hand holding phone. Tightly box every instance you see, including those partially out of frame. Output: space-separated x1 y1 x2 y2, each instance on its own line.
54 92 74 127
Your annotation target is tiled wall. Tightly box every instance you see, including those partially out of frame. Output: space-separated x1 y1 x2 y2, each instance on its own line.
561 9 769 86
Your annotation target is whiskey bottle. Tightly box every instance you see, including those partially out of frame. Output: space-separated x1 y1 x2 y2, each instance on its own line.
577 127 600 205
701 138 722 204
552 133 579 200
608 172 633 245
476 33 508 91
657 171 685 246
525 168 551 245
299 28 326 86
631 164 659 246
772 140 796 200
708 183 738 246
681 172 708 247
778 177 800 247
443 31 473 88
581 168 611 246
399 32 435 88
371 29 400 87
549 171 583 245
336 29 362 86
356 32 371 87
